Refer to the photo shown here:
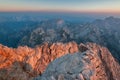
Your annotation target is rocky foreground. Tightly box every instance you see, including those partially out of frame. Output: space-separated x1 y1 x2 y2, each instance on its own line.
0 42 120 80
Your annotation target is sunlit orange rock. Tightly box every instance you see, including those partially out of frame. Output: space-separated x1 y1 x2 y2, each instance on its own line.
36 43 120 80
0 42 120 80
0 42 79 80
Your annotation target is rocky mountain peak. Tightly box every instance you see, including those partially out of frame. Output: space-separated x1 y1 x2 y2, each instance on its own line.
36 43 120 80
0 42 120 80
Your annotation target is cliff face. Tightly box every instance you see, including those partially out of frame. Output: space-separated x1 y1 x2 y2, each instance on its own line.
0 42 79 80
0 42 120 80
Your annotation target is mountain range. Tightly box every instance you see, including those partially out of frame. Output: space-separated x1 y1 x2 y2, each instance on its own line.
0 16 120 62
0 16 120 80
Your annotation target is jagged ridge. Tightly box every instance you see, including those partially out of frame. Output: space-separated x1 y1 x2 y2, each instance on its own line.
36 43 120 80
0 42 120 80
0 42 78 80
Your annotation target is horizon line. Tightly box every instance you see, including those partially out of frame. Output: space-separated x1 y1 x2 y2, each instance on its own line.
0 10 120 14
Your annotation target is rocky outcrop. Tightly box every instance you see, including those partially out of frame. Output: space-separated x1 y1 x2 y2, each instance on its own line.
35 43 120 80
0 42 79 80
0 42 120 80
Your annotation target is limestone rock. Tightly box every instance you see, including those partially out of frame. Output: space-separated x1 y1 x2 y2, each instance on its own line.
35 43 120 80
0 42 120 80
0 42 79 80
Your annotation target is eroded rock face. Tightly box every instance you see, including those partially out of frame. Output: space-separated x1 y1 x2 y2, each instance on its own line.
0 42 79 80
0 42 120 80
35 43 120 80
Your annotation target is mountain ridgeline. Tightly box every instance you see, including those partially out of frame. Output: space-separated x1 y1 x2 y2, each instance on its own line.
0 16 120 62
0 42 120 80
0 15 120 80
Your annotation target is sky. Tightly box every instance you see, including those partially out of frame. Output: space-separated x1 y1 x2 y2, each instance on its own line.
0 0 120 14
